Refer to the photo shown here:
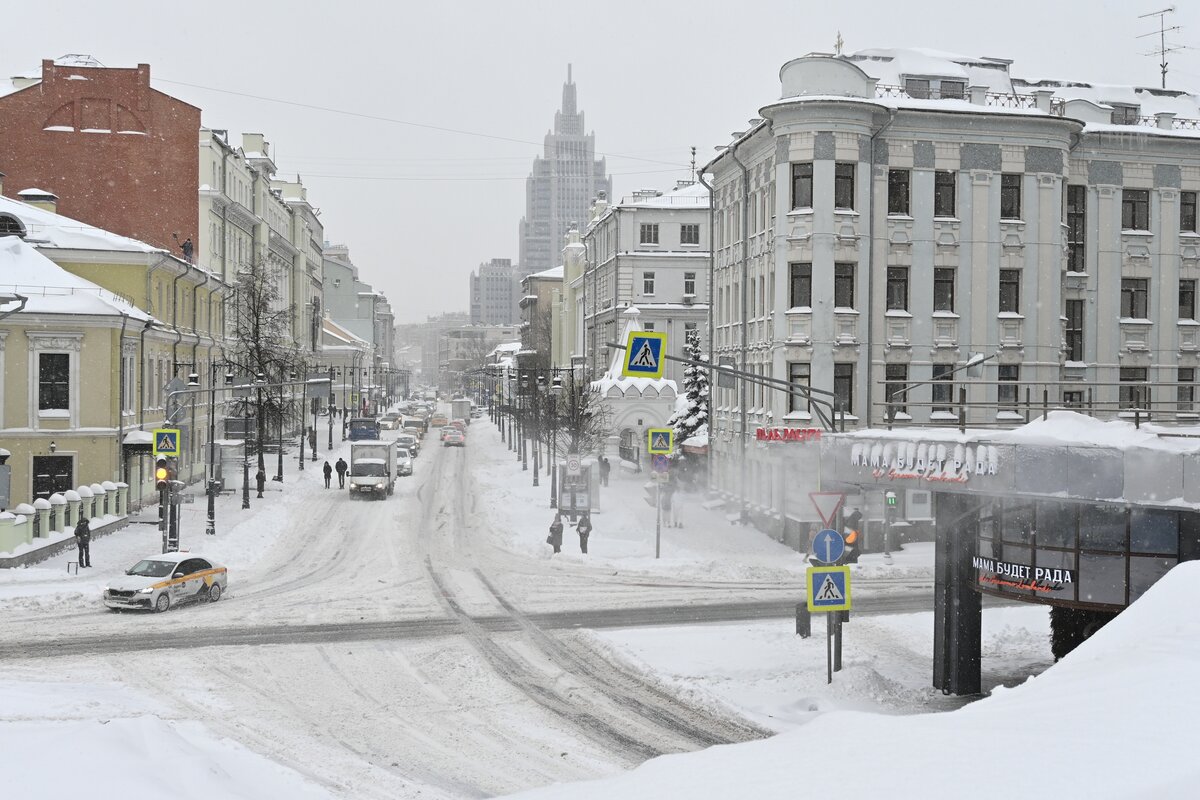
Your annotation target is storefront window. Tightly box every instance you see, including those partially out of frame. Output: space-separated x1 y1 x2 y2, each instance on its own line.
1035 501 1076 549
1035 548 1077 601
1129 556 1176 602
1129 508 1178 555
1077 554 1126 605
1079 505 1126 551
1002 500 1034 544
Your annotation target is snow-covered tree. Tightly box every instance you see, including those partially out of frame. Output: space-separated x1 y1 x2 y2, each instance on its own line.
668 328 709 466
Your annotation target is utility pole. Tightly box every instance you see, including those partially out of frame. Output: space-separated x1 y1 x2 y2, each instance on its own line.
1138 7 1183 89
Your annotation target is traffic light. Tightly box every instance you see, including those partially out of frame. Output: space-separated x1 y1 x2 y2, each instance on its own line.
155 457 169 491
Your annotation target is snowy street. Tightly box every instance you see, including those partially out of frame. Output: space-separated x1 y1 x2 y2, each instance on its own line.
1 415 1054 799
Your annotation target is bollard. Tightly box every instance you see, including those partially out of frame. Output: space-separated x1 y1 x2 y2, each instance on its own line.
795 602 811 638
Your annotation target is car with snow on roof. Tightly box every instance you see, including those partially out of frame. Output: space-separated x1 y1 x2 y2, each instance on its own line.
103 552 227 613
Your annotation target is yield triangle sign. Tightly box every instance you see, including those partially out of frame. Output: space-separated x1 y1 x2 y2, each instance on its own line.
809 492 845 527
815 574 844 601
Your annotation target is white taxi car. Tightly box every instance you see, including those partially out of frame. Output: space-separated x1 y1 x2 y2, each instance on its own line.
103 552 228 613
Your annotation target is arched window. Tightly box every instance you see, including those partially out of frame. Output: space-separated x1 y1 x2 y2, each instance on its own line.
0 214 26 238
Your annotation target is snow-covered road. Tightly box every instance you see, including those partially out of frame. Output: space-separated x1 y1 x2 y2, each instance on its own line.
0 415 957 798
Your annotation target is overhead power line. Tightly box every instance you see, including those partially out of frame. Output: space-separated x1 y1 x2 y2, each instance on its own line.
156 76 690 169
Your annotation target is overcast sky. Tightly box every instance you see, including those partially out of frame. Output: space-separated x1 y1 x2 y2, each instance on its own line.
7 1 1200 324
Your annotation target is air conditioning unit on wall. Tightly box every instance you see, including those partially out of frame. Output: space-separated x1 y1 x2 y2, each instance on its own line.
682 294 695 305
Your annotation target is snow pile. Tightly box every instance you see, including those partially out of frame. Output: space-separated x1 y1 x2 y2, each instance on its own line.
505 561 1200 799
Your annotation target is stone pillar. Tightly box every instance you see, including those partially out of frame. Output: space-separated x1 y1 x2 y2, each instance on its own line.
0 512 21 554
32 498 51 539
65 490 82 528
49 493 67 532
116 483 129 516
11 504 35 548
91 483 108 517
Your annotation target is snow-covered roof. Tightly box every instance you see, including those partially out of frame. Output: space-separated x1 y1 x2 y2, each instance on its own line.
618 181 710 209
0 195 163 254
846 47 1015 93
530 266 564 280
321 315 370 348
0 236 154 321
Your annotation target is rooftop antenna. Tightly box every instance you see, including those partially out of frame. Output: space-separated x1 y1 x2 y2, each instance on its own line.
1137 6 1182 89
834 31 844 56
690 145 697 180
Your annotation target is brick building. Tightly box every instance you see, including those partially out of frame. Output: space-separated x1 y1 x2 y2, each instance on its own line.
0 56 200 256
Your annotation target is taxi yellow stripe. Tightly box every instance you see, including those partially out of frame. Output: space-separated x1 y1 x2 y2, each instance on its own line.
150 567 226 590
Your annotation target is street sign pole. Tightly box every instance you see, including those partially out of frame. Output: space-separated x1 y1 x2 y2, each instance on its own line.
827 610 833 685
655 477 662 559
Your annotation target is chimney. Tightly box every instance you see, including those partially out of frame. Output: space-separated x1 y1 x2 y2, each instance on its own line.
17 187 58 214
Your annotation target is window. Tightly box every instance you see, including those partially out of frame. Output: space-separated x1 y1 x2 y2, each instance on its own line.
933 268 955 312
1110 104 1140 125
834 263 856 309
834 163 855 210
639 223 659 245
0 213 25 238
904 78 930 99
789 262 812 308
787 362 811 413
1178 367 1195 414
38 353 70 411
791 163 813 209
642 323 655 331
886 267 909 311
1181 191 1197 234
999 269 1021 314
998 364 1020 412
1119 367 1149 410
1067 185 1086 271
683 272 696 296
887 169 910 215
833 363 854 416
1001 173 1022 220
1180 279 1196 321
934 171 956 218
680 223 700 245
1065 299 1085 361
885 363 909 416
1121 278 1149 319
939 80 965 99
1122 189 1150 231
642 271 656 295
932 363 954 413
1063 390 1084 409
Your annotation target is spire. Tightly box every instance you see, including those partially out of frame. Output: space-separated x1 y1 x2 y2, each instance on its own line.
561 63 577 117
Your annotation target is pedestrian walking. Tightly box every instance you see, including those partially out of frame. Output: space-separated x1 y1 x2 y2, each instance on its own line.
546 513 564 554
322 460 333 488
255 468 266 499
73 515 92 568
335 457 348 489
308 427 317 453
576 512 592 554
598 456 611 487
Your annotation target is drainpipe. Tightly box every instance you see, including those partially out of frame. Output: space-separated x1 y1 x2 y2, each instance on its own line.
189 270 211 486
138 319 155 428
612 209 621 376
117 312 129 483
731 144 750 520
170 263 187 374
865 110 897 426
697 170 715 495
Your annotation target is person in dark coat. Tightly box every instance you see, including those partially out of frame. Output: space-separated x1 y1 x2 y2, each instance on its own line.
335 457 348 488
308 427 317 454
74 516 92 568
598 457 611 487
576 512 592 554
547 513 564 554
322 460 333 488
255 468 266 499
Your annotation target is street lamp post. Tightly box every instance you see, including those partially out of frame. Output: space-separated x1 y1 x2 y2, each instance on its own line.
328 365 335 450
206 366 233 536
274 371 287 482
241 381 253 509
520 373 529 471
549 374 562 508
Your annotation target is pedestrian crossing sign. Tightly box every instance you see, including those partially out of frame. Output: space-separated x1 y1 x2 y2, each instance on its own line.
647 428 674 455
621 330 667 379
152 428 181 457
807 566 852 612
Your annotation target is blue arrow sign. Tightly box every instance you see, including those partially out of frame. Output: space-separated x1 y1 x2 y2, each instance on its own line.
812 528 845 565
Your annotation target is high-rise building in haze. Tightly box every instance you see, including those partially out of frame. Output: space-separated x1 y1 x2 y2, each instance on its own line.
518 65 611 275
469 257 518 325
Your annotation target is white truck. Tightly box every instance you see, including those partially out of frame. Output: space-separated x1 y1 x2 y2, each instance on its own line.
348 441 395 499
451 397 472 425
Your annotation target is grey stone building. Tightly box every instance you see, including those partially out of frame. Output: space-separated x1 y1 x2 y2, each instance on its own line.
518 65 611 275
469 257 518 325
704 46 1200 527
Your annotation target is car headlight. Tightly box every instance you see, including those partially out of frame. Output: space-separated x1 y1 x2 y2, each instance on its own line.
138 587 155 594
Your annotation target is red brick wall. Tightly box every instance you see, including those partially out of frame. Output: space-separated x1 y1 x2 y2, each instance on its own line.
0 60 200 254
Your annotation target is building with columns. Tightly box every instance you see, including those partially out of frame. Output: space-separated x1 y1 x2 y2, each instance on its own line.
704 46 1200 532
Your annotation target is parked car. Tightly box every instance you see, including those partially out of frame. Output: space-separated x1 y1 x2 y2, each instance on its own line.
103 553 227 613
443 430 466 447
397 454 414 476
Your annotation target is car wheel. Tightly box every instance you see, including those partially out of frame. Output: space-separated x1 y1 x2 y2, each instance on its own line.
208 583 222 603
154 593 170 613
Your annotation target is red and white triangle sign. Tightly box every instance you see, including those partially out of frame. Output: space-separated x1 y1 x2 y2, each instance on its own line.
809 492 846 528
